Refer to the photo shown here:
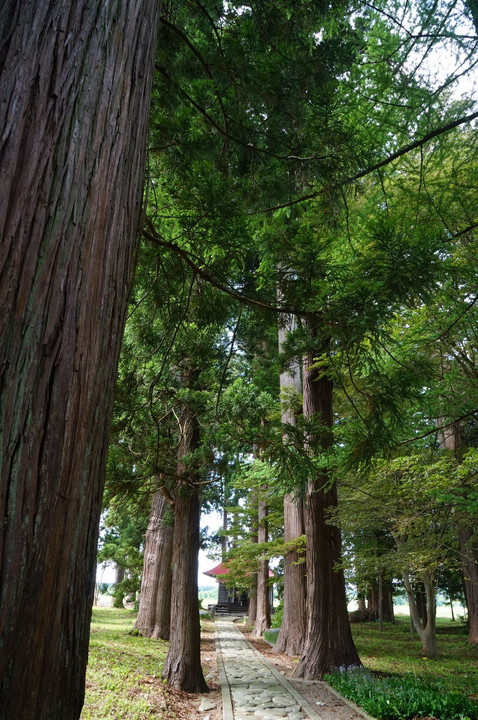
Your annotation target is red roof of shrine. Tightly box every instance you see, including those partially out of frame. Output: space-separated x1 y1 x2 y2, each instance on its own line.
203 561 274 579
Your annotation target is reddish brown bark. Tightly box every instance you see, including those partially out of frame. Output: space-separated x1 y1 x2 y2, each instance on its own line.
0 2 160 718
162 376 208 692
295 344 361 678
134 490 173 640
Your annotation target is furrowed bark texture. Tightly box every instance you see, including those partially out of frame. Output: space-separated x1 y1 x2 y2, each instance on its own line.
0 1 160 717
163 489 207 691
295 346 361 679
274 315 306 655
162 378 208 692
134 490 173 639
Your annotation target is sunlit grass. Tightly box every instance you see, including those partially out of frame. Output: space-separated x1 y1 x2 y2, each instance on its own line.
81 607 171 720
351 616 478 699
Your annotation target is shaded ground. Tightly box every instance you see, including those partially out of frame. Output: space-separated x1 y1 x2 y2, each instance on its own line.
168 621 222 720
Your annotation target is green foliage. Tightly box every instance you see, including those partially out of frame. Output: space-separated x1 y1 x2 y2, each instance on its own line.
325 667 478 720
271 603 283 629
263 628 280 644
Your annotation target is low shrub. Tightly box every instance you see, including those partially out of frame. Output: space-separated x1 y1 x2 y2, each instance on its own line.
324 666 478 720
263 627 280 645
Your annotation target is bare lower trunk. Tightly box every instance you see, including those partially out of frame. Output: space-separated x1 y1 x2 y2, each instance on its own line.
248 580 258 622
134 490 173 640
460 528 478 644
403 573 438 657
162 372 208 692
274 314 306 655
254 494 271 636
162 488 208 692
248 482 259 622
274 494 306 654
295 345 360 678
0 2 160 718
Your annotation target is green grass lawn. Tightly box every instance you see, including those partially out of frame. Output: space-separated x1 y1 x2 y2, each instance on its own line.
351 616 477 699
81 608 477 719
81 608 169 720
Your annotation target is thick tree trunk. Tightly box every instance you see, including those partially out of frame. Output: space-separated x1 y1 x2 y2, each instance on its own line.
162 487 208 691
274 315 306 655
274 494 306 654
134 490 173 640
248 492 258 622
254 494 271 636
460 528 478 644
403 573 438 657
0 3 160 718
248 578 258 622
162 375 208 692
295 346 361 678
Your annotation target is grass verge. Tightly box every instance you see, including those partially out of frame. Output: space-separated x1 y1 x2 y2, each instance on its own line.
351 616 477 698
324 616 478 720
80 607 170 720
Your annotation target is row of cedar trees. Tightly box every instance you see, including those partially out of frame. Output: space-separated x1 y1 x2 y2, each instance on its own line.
2 2 478 719
131 315 478 694
132 314 361 692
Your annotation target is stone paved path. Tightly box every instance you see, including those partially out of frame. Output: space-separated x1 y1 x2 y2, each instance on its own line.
215 620 324 720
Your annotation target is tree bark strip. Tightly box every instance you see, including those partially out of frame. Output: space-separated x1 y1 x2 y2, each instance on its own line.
274 314 306 655
0 2 161 717
295 341 361 678
134 489 173 640
254 492 271 636
162 369 208 692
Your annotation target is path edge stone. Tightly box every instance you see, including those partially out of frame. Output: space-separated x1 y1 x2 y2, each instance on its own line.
234 623 374 720
215 622 234 720
229 622 324 720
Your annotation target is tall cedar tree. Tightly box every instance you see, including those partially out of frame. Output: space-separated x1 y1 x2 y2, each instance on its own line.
0 1 160 717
